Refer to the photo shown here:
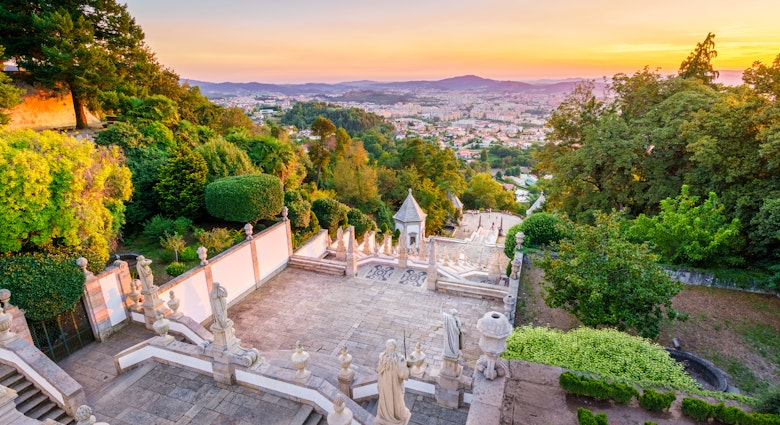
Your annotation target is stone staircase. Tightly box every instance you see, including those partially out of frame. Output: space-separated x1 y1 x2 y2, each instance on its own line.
0 363 75 424
290 404 327 425
288 255 346 275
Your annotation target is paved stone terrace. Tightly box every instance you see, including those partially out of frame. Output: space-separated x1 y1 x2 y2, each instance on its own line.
230 265 503 374
55 264 498 424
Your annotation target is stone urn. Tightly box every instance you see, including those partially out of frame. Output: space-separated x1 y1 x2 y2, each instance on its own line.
291 341 311 380
167 290 182 319
152 310 174 345
0 311 14 342
408 342 426 379
475 311 512 380
338 346 354 380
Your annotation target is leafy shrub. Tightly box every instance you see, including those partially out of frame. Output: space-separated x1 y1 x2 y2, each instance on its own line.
95 121 148 150
179 246 198 262
285 190 312 230
311 198 348 235
172 217 193 236
716 404 749 424
559 372 638 404
196 137 257 183
197 228 239 254
0 252 86 321
143 215 175 240
505 326 699 392
205 174 284 223
138 121 175 150
158 250 173 264
644 423 658 425
758 388 780 414
682 398 716 422
577 408 607 425
519 212 567 248
347 208 376 239
160 232 186 262
638 388 676 411
165 262 187 277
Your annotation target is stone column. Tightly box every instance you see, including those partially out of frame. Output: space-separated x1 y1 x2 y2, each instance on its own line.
503 295 516 324
337 346 355 398
426 238 438 291
345 226 357 277
397 231 408 269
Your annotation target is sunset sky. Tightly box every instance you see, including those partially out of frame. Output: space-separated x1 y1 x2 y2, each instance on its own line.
123 0 780 84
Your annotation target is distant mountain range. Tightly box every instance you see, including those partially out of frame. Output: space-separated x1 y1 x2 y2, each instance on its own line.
183 75 599 98
184 71 745 98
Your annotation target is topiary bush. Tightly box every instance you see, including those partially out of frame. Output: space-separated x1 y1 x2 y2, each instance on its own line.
347 208 376 240
682 398 716 422
285 190 312 230
0 252 86 321
638 388 676 411
165 262 187 277
577 408 608 425
205 174 284 223
519 212 567 248
311 198 348 236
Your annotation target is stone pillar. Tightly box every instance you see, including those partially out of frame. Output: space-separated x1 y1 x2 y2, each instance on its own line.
417 236 426 261
503 295 516 324
0 289 32 345
488 250 502 283
345 226 357 277
382 233 393 256
475 312 512 380
426 238 438 291
337 347 355 398
397 231 408 269
434 357 464 408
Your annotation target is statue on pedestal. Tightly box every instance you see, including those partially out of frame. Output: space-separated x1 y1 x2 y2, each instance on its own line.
375 339 410 425
136 255 154 291
442 307 463 360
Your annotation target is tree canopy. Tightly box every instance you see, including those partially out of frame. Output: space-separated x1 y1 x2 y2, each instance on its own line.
538 211 684 338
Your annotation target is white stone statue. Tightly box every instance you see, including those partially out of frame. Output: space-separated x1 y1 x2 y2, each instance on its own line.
375 339 410 425
136 255 154 291
442 307 463 360
209 282 231 330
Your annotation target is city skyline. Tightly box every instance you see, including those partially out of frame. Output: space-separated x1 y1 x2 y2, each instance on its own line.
123 0 780 84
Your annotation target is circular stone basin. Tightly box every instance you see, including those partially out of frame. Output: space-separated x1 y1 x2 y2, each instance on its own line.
665 348 729 392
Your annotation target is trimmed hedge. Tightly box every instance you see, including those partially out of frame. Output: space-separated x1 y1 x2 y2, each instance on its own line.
559 372 639 404
577 408 608 425
347 208 376 239
165 262 187 277
0 251 86 321
205 174 284 223
681 397 780 424
311 198 348 235
638 388 676 411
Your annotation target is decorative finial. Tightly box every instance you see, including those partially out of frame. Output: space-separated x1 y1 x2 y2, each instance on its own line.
197 246 208 266
408 187 412 195
76 257 88 274
244 223 253 240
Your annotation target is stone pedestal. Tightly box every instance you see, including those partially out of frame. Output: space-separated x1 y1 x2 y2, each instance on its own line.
337 347 355 398
475 312 512 381
434 357 464 408
397 232 408 269
426 238 438 291
141 287 166 330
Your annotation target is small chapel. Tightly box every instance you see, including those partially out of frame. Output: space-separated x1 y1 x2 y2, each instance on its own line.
393 188 426 247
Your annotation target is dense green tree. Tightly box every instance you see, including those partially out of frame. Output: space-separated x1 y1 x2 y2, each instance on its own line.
155 144 208 220
311 197 348 235
743 53 780 99
751 198 780 260
0 46 24 124
332 140 378 209
461 173 517 211
244 136 299 186
0 0 148 128
629 186 743 267
0 129 132 264
539 211 684 338
284 190 312 230
119 94 180 127
124 146 167 227
309 116 336 187
678 32 719 85
346 208 376 239
195 137 257 183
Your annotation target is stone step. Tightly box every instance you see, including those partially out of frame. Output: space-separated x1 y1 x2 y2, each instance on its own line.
288 256 346 275
303 411 324 425
359 397 378 416
17 393 48 415
289 404 314 425
0 365 76 424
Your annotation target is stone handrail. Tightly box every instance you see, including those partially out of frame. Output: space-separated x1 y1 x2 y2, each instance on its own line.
114 337 372 425
0 337 85 417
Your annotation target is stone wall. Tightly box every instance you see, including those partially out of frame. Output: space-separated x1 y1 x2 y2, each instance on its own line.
667 267 778 295
5 85 101 130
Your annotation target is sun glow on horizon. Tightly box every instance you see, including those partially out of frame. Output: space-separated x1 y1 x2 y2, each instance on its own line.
125 0 780 84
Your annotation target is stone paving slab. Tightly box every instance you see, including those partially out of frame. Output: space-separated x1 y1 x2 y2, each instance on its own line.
229 265 503 375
